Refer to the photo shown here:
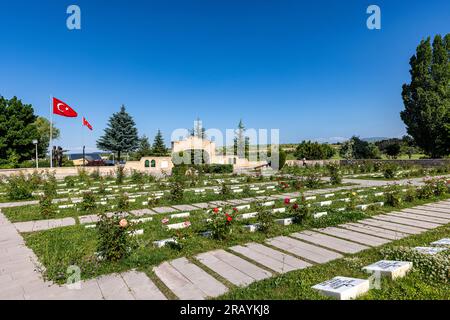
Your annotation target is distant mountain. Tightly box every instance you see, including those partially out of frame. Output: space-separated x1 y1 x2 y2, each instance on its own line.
361 137 388 143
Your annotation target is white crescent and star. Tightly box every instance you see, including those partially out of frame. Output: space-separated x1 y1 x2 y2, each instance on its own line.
56 102 70 113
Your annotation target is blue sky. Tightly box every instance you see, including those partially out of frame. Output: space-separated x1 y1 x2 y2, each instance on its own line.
0 0 449 152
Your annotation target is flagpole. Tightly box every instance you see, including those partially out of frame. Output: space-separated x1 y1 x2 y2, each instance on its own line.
49 95 53 169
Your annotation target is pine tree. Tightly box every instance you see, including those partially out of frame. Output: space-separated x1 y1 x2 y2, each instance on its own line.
152 129 168 155
400 34 450 158
96 105 139 162
136 135 152 158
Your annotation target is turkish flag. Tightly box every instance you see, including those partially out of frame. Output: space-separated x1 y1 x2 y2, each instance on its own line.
82 117 93 130
53 98 78 117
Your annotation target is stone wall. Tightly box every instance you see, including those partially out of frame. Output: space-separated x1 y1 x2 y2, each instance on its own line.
286 159 450 167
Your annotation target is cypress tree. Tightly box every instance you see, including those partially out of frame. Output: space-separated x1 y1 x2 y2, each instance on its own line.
400 34 450 158
152 129 167 155
97 105 139 162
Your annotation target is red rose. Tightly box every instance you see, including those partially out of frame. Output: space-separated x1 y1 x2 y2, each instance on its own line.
213 207 219 213
293 203 299 210
225 214 233 222
233 207 238 212
284 198 290 204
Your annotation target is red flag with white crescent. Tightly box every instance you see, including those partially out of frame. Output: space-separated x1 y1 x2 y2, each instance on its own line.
82 117 93 130
53 98 78 117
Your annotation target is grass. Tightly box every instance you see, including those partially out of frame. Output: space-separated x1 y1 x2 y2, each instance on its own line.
216 224 449 300
22 192 450 284
2 180 352 222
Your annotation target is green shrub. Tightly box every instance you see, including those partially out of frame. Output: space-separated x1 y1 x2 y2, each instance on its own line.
169 225 193 250
327 163 342 185
96 213 132 261
130 170 145 185
115 166 125 185
168 178 184 202
90 168 101 180
116 192 130 212
77 168 89 182
385 185 402 207
255 203 274 233
220 182 231 197
289 198 311 224
404 186 417 202
80 191 97 211
346 191 358 210
302 169 322 188
38 193 55 218
29 171 43 189
381 246 449 284
64 175 76 188
208 207 235 240
6 173 33 200
42 172 57 197
383 164 397 179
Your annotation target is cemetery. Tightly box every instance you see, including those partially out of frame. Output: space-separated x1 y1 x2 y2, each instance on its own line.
0 2 449 304
0 164 449 300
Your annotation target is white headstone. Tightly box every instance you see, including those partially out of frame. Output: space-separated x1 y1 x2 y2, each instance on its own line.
431 238 450 247
414 247 447 255
312 276 370 300
362 260 412 280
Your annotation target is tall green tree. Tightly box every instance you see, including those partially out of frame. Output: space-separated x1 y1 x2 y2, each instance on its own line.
400 34 450 158
233 119 250 159
96 105 139 162
339 136 380 159
34 116 60 157
0 96 39 162
294 140 335 160
152 129 168 155
136 135 152 158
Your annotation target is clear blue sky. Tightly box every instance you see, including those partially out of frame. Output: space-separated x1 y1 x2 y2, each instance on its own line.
0 0 449 152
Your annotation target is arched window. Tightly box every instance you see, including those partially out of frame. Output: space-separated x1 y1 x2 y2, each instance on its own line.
151 159 156 168
144 160 150 168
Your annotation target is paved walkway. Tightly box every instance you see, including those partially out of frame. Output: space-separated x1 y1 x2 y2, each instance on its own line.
1 197 449 300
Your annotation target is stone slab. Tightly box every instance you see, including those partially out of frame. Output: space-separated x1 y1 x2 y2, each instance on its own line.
171 204 198 211
373 215 438 229
196 250 271 286
266 236 342 264
431 238 450 247
130 208 157 217
153 262 207 300
191 203 211 209
358 218 424 234
402 208 450 220
230 243 311 273
362 260 412 280
121 270 167 300
414 246 447 255
291 230 369 254
195 251 255 286
388 212 448 224
312 276 370 300
153 207 178 214
340 223 407 240
316 227 389 246
170 257 228 298
96 274 135 300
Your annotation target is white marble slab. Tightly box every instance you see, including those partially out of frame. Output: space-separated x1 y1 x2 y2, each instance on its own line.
362 260 412 279
312 276 370 300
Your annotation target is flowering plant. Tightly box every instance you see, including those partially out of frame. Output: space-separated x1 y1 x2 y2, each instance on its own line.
208 206 236 240
289 196 310 224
